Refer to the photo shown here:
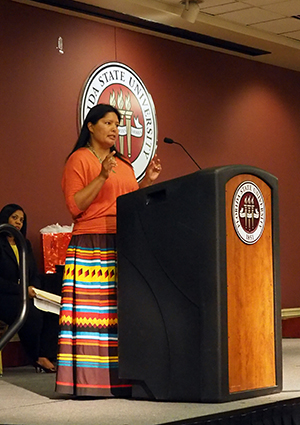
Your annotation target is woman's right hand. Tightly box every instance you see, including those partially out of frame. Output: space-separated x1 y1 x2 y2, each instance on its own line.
100 151 117 178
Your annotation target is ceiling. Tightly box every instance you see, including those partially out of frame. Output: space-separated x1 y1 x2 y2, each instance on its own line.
15 0 300 72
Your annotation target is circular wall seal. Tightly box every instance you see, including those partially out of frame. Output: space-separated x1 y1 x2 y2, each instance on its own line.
232 181 266 245
79 62 158 182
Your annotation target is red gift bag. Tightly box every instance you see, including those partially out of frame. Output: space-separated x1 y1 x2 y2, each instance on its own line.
42 232 72 274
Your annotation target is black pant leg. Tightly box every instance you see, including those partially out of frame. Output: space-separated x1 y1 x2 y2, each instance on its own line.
39 312 59 360
0 293 43 362
17 299 43 362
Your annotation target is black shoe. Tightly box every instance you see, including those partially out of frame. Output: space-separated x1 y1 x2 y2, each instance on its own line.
34 362 56 373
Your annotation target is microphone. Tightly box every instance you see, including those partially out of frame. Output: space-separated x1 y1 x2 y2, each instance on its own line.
163 137 202 170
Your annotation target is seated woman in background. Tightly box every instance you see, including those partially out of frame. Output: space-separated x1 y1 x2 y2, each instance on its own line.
0 203 57 373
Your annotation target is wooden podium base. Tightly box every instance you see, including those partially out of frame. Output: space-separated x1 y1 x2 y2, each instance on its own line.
226 174 276 393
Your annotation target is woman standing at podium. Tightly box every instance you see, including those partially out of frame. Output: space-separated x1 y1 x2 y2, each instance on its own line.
56 103 161 397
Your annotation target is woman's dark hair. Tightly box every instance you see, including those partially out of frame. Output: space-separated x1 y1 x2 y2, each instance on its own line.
68 103 131 166
0 203 27 237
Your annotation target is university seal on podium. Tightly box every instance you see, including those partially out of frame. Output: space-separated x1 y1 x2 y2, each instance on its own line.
79 62 157 182
232 181 266 245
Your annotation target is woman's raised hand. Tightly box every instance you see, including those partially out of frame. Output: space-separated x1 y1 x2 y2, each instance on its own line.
100 151 117 178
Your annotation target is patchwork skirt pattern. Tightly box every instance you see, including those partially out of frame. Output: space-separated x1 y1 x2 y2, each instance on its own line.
55 233 132 397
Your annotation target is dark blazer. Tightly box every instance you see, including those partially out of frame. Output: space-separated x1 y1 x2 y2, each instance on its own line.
0 235 40 295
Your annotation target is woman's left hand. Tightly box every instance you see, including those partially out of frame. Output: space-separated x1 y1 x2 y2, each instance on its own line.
148 155 162 181
28 286 36 299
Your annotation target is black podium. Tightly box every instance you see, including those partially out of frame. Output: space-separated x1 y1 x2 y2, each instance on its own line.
116 165 282 402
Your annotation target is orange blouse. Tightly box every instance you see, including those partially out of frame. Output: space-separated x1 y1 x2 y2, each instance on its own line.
62 148 139 234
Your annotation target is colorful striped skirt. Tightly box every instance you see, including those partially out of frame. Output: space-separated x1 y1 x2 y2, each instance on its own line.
55 233 132 397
